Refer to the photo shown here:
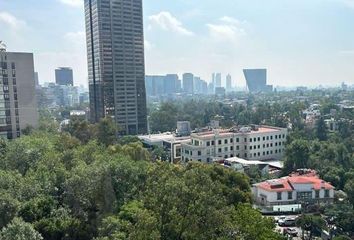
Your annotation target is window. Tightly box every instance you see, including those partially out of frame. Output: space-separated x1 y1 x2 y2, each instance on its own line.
250 146 252 150
244 153 247 158
266 136 269 140
211 141 215 146
325 190 330 198
277 192 282 200
271 136 273 140
230 138 233 143
254 138 257 142
224 139 228 144
263 137 265 141
288 192 293 200
230 146 234 151
297 191 312 200
244 146 247 150
258 137 260 141
244 138 247 142
250 138 252 142
224 147 228 152
236 146 239 150
218 140 222 145
198 151 201 156
218 148 222 153
236 138 239 142
315 190 320 198
207 141 210 146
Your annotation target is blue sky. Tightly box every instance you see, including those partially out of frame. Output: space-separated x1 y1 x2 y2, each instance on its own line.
1 0 354 87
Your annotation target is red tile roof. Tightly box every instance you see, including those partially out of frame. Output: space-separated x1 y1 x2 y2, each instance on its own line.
255 175 334 192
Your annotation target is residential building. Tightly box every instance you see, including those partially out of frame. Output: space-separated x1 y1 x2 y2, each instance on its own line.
183 73 194 94
84 0 148 135
243 69 273 93
55 67 73 86
181 125 287 163
252 170 334 206
0 51 39 139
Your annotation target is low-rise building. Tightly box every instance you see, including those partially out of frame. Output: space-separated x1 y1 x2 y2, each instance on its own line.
138 132 191 163
181 125 287 163
252 170 334 207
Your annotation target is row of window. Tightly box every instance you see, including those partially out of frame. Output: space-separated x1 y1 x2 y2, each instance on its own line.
203 135 286 147
276 190 330 200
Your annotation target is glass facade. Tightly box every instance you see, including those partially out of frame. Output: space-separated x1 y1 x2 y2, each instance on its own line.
85 0 147 135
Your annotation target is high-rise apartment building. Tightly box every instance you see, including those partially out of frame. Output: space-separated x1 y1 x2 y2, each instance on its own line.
0 50 39 139
183 73 194 94
55 67 73 86
84 0 147 135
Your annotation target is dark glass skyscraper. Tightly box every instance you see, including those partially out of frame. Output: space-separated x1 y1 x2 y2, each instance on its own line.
84 0 147 135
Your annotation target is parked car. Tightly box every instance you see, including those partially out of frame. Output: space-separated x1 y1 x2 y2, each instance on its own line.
279 217 296 227
275 216 287 223
284 228 298 237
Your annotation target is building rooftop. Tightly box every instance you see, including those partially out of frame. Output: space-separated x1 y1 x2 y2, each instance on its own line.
255 175 334 192
191 125 285 139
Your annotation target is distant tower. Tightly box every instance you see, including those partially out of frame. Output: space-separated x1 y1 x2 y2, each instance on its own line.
183 73 194 94
55 67 73 86
243 69 273 93
226 74 232 90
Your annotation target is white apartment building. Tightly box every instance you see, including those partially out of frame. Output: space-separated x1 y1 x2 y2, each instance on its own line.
181 125 287 163
252 173 334 206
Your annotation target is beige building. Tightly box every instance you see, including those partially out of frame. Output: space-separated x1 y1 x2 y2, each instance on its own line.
181 125 287 163
0 51 39 139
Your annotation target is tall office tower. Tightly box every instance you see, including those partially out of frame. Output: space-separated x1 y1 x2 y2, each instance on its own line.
164 74 178 94
182 73 194 94
84 0 147 135
55 67 73 86
215 73 222 87
194 76 202 94
243 69 273 93
0 49 39 139
226 74 232 90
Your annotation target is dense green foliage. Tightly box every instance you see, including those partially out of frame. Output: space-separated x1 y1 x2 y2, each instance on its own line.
0 129 283 239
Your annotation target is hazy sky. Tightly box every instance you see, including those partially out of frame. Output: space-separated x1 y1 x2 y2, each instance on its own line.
1 0 354 87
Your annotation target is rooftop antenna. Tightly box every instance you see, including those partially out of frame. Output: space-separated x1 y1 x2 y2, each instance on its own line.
0 41 6 52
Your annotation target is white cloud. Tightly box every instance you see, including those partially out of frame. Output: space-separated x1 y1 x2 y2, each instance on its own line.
144 40 153 51
64 31 86 45
0 11 26 30
59 0 83 7
206 16 246 42
148 11 194 36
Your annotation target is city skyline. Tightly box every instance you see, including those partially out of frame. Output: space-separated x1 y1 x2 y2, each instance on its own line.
1 0 354 87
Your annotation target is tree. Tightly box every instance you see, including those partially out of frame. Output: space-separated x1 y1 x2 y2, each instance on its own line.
296 215 326 240
0 191 19 229
96 118 117 147
283 139 310 174
344 179 354 208
316 117 328 141
0 218 43 240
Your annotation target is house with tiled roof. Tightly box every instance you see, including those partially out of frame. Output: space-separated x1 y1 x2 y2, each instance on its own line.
252 171 334 206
